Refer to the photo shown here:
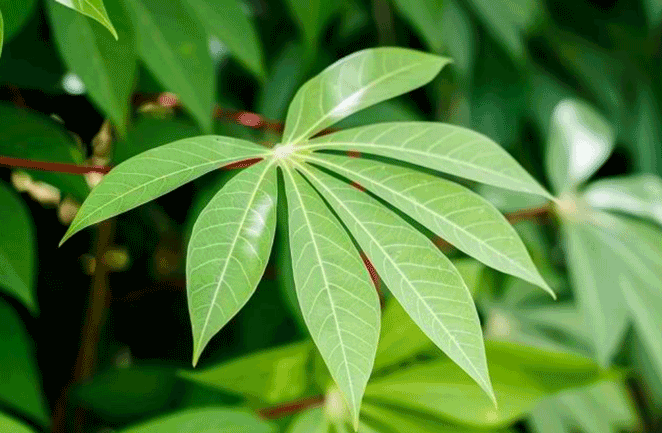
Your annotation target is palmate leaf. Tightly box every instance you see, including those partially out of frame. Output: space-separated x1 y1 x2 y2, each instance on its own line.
52 0 118 39
60 137 268 245
293 161 494 403
301 122 552 198
304 153 552 294
188 161 278 365
283 165 381 428
282 48 450 144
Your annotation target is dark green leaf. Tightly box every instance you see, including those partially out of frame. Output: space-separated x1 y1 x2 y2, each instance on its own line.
47 0 136 136
0 300 49 426
122 0 215 132
0 181 36 312
284 0 338 50
182 0 265 79
0 0 36 42
390 0 443 53
188 162 278 365
0 104 88 200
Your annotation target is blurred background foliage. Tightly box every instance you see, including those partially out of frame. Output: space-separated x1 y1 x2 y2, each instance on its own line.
0 0 662 432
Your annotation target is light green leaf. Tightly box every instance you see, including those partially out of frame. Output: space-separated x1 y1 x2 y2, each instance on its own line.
122 0 215 132
52 0 117 39
118 408 274 433
390 0 443 53
295 162 494 403
284 0 338 50
303 122 552 198
0 104 89 200
0 0 37 42
365 341 605 428
584 174 662 227
282 48 450 144
47 0 135 136
61 136 268 245
183 0 266 79
187 161 278 365
0 413 36 433
287 407 330 433
304 154 551 294
180 341 311 404
0 300 49 426
561 221 629 366
283 165 380 427
0 8 4 57
0 181 36 313
644 0 662 28
545 99 615 193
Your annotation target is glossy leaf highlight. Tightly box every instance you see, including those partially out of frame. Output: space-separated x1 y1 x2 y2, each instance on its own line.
52 0 118 39
188 161 278 365
283 165 380 427
61 137 268 245
303 122 552 198
282 48 450 143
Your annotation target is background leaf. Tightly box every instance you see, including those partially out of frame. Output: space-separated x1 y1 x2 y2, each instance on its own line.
118 408 274 433
389 0 444 53
61 137 268 244
0 181 36 312
47 0 136 136
284 0 338 52
545 99 615 193
0 0 36 42
0 413 36 433
122 0 215 132
282 48 450 143
297 162 494 402
188 162 278 365
304 122 552 198
52 0 118 39
283 166 381 426
182 0 265 80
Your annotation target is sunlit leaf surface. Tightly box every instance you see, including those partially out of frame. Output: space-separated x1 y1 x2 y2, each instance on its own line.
295 162 494 403
61 137 268 244
52 0 118 39
188 161 278 365
282 48 450 143
303 122 552 197
284 165 380 426
118 408 274 433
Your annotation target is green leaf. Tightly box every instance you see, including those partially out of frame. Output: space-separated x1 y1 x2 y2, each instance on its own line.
0 0 37 42
0 8 3 58
583 174 662 227
188 161 278 365
303 122 552 198
545 99 615 193
47 0 136 136
561 221 629 366
283 165 381 427
441 0 474 79
0 299 49 426
0 104 89 200
61 136 268 245
284 0 338 50
389 0 443 53
180 341 311 404
183 0 265 79
287 407 330 433
365 341 606 428
0 181 36 313
305 154 551 294
0 413 36 433
295 162 494 403
122 0 215 132
282 48 450 144
118 408 274 433
52 0 118 39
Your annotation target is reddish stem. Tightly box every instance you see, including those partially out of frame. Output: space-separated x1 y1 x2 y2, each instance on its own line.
0 156 111 174
258 395 325 419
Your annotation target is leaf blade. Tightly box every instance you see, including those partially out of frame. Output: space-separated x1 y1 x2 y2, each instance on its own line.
52 0 118 39
187 161 278 365
61 136 268 245
303 122 552 198
295 162 494 403
283 48 450 143
118 408 274 433
305 153 551 294
283 165 380 426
